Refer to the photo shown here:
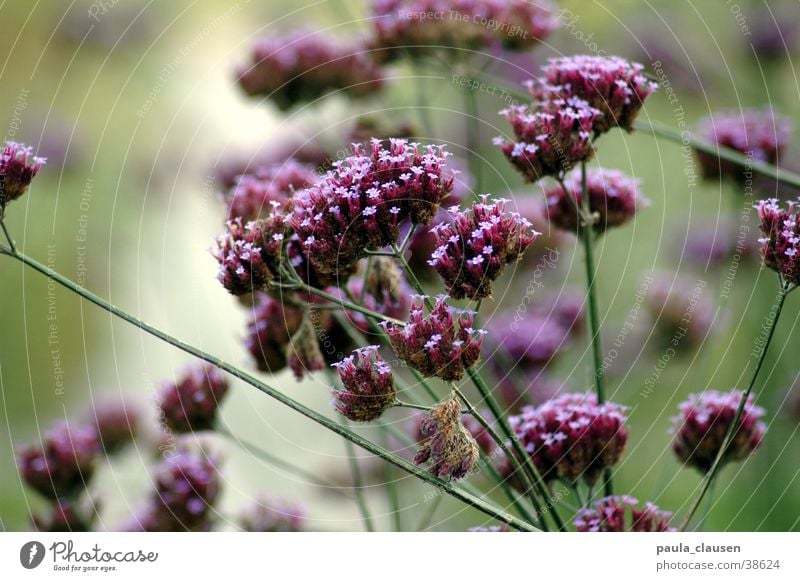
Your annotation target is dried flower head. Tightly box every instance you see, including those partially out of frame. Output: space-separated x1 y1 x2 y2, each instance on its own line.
429 195 539 299
696 109 792 182
541 55 658 134
286 315 326 380
236 29 384 110
16 422 99 501
0 141 46 212
542 168 648 234
157 365 230 433
239 497 307 532
756 198 800 286
414 394 480 480
245 293 305 373
382 295 485 381
575 496 675 532
672 390 766 473
223 161 316 222
82 398 139 454
509 392 628 485
292 138 455 278
331 346 397 422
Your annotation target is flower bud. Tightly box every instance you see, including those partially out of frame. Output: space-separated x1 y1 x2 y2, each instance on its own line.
0 141 46 212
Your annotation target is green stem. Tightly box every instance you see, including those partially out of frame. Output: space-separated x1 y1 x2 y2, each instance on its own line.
381 431 402 532
1 219 16 253
464 86 483 193
343 425 376 532
287 281 405 326
3 248 539 532
680 281 791 530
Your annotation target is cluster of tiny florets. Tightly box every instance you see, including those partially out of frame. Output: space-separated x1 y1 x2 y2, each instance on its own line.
508 392 628 485
672 390 766 473
157 365 230 433
428 195 539 299
332 346 397 422
0 141 46 212
756 198 800 286
236 30 384 110
414 394 480 480
382 295 485 381
292 138 455 277
239 497 307 532
82 398 139 454
222 161 317 222
575 496 675 532
245 293 304 373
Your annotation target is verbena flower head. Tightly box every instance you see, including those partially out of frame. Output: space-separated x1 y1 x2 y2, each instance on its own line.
239 497 307 532
756 198 800 286
223 161 316 222
292 138 455 277
542 167 648 234
157 365 230 433
681 218 760 269
412 408 495 455
487 313 572 370
16 422 99 500
0 142 46 212
414 394 480 480
286 315 326 380
369 0 558 60
331 346 397 422
429 195 539 299
509 392 628 485
82 398 139 455
672 389 766 473
575 496 675 532
495 92 600 183
541 55 658 134
382 295 485 381
245 293 304 373
236 29 384 110
32 499 93 532
696 109 792 182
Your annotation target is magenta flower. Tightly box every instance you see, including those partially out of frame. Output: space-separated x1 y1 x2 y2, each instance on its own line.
32 499 92 532
82 398 139 455
541 55 658 134
240 497 307 532
542 167 648 234
292 138 455 277
16 422 99 500
223 161 316 222
508 392 628 485
236 29 384 110
414 394 479 481
0 141 46 211
428 195 539 299
245 293 304 374
575 496 675 532
672 390 766 473
756 198 800 286
382 295 485 381
331 346 397 422
696 109 792 182
487 313 572 370
157 365 230 433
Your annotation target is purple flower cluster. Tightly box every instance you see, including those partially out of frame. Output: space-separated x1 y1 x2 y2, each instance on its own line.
369 0 558 60
382 295 485 381
542 167 648 234
222 161 317 222
575 496 675 532
508 393 628 485
82 398 139 454
292 138 455 277
157 365 230 433
541 55 658 134
245 293 305 373
331 346 397 422
429 195 539 299
695 109 792 182
672 390 766 473
239 497 307 532
756 198 800 286
32 500 92 532
414 394 480 480
236 30 384 110
488 313 573 370
0 141 46 211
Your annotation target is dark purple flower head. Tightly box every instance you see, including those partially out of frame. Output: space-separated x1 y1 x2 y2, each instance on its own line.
487 313 571 370
158 365 230 433
240 497 307 532
0 142 46 211
286 315 326 380
575 496 675 532
82 398 139 455
541 55 658 134
542 167 648 234
414 394 480 481
16 422 99 500
672 389 766 473
245 293 304 373
509 392 628 485
331 346 397 422
680 218 760 269
382 295 485 381
236 29 384 110
223 161 316 222
369 0 558 60
756 198 800 285
292 138 455 278
495 91 600 183
695 109 793 182
32 499 93 532
429 195 539 299
643 275 714 351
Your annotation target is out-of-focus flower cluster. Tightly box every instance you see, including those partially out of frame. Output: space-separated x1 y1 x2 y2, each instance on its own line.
575 496 675 532
222 160 317 222
158 365 230 433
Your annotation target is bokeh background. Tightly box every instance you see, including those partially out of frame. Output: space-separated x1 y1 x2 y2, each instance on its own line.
1 0 799 531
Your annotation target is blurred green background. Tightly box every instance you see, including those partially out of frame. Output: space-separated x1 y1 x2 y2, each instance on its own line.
1 0 798 531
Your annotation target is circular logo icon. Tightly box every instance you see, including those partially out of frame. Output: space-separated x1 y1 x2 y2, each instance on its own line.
20 541 46 569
